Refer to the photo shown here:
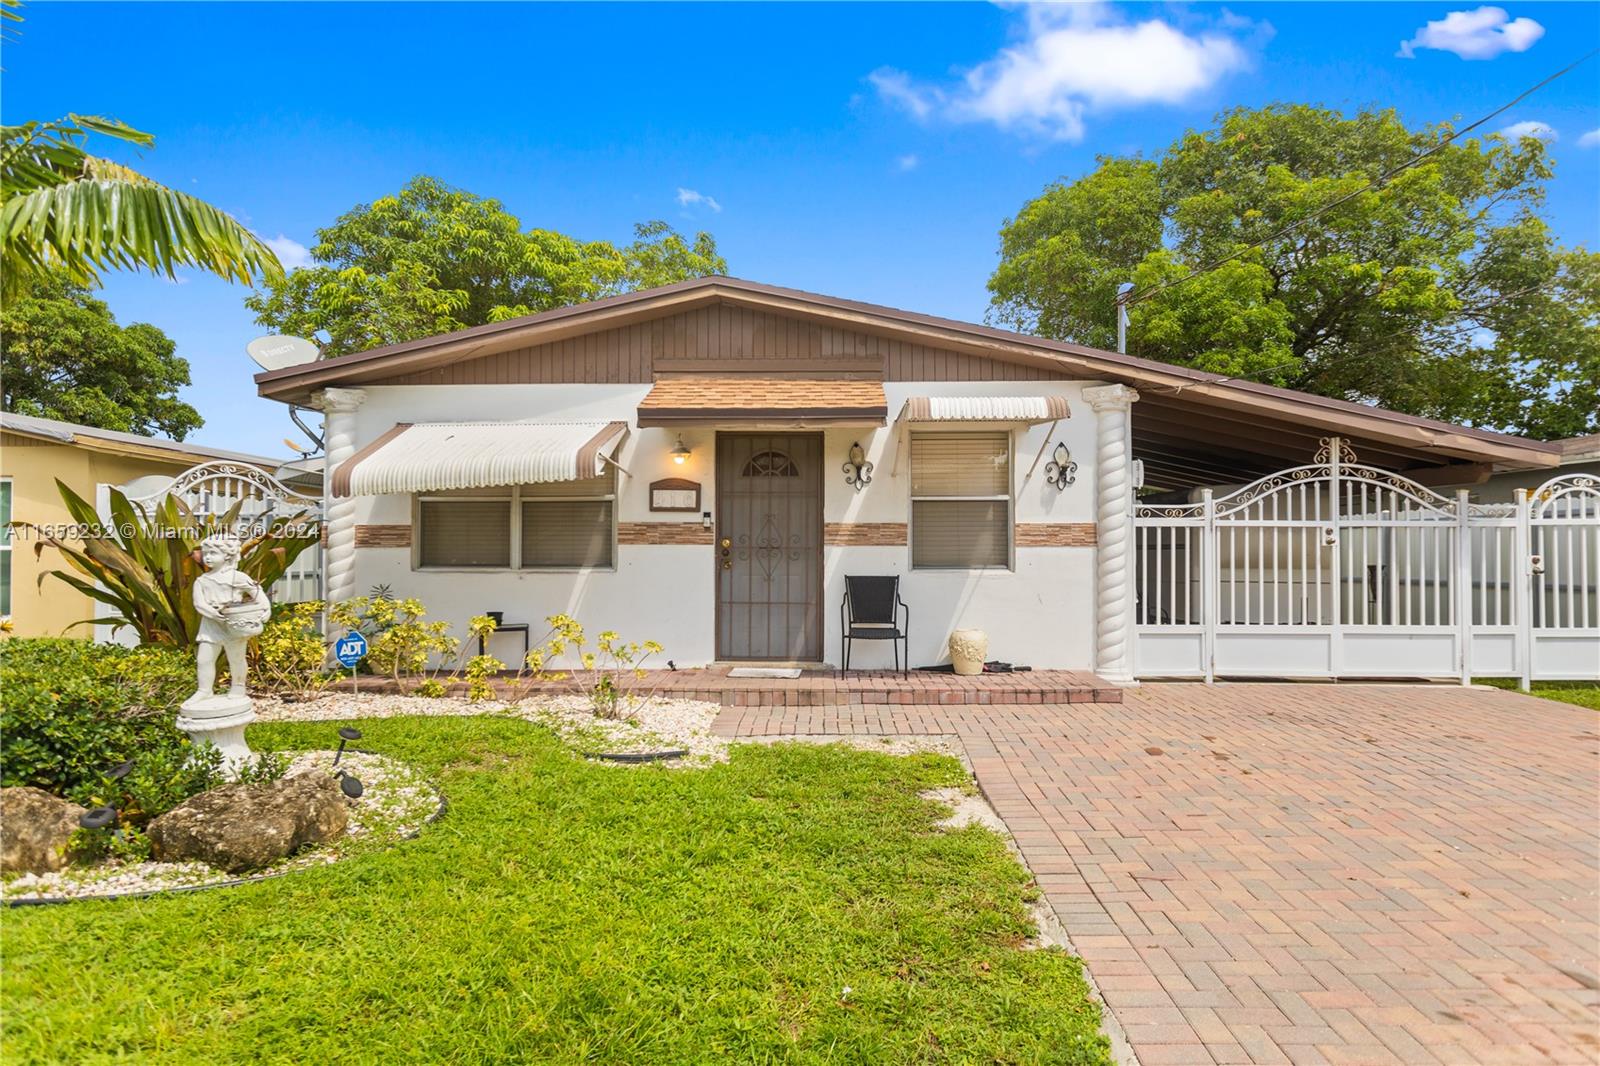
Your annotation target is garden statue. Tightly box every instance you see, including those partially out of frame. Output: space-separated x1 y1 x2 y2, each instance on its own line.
178 533 272 775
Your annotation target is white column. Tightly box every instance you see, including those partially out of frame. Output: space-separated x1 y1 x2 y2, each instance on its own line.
1085 384 1140 683
317 387 366 606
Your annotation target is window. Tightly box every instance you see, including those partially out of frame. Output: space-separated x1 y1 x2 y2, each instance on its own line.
0 479 10 615
742 450 799 478
416 469 614 570
910 431 1011 569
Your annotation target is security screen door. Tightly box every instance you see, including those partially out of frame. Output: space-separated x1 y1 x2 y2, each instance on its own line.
715 433 823 660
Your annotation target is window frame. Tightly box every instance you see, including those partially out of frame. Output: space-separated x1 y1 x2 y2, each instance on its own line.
411 478 617 573
908 429 1015 572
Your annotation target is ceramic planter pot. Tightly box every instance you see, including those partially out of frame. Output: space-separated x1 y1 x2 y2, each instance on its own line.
949 628 988 676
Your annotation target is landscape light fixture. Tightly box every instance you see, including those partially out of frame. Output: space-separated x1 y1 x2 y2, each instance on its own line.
108 760 134 781
333 726 363 767
670 436 692 465
337 772 365 799
79 806 117 831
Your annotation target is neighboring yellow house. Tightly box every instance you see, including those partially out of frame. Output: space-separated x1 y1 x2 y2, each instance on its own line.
1 412 309 638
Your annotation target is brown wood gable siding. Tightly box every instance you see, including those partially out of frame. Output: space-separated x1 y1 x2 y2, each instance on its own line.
382 303 1073 386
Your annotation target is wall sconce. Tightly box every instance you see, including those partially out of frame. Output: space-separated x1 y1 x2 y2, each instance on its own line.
1044 442 1077 491
670 436 692 465
842 441 873 491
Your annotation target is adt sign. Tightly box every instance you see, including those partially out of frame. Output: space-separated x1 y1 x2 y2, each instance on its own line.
334 630 369 669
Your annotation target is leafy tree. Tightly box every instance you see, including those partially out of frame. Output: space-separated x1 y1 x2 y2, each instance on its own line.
2 274 203 439
989 104 1598 438
1 115 280 300
245 176 728 357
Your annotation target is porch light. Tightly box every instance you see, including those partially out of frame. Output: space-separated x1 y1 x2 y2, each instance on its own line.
670 436 692 465
1044 442 1077 491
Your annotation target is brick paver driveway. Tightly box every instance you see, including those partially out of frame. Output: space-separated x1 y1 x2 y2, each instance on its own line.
714 684 1600 1065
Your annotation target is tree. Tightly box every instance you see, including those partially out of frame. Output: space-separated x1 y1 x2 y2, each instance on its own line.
1 115 281 301
988 104 1599 439
2 274 202 439
245 176 728 357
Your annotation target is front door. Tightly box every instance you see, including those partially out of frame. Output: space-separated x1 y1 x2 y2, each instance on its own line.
716 432 823 660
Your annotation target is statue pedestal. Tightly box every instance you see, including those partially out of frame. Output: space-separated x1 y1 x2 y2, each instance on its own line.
177 693 257 778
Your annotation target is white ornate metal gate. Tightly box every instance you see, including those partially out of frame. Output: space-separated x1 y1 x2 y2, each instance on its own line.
116 460 323 604
1134 439 1599 685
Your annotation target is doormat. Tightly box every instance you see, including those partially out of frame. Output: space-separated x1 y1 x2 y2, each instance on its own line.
728 668 803 679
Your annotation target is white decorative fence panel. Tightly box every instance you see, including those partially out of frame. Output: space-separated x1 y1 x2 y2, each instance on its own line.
1134 439 1599 686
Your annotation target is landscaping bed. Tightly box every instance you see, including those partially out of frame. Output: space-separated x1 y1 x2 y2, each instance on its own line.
1 716 1112 1064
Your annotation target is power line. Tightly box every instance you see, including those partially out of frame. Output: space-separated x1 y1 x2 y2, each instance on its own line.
1124 48 1599 310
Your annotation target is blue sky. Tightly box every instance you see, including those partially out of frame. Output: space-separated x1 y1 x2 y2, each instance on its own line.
5 1 1597 457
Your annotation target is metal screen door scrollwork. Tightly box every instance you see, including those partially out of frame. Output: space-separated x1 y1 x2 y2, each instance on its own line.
716 434 823 660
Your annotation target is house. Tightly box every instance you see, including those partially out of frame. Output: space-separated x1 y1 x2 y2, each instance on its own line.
254 276 1574 679
0 412 320 638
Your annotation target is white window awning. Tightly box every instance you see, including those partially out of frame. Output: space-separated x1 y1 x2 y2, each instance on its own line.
332 421 628 497
899 396 1070 424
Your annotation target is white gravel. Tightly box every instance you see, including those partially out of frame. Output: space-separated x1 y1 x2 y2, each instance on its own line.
2 750 440 904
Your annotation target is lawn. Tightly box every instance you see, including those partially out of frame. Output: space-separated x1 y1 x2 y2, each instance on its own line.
1 716 1111 1065
1478 678 1600 711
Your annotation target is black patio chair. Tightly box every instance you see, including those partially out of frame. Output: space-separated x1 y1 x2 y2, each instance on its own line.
841 575 910 675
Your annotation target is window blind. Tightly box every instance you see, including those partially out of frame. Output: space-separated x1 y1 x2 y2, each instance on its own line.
418 500 512 568
522 500 613 568
910 431 1011 569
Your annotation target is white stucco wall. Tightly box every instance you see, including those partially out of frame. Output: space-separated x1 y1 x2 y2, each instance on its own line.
340 380 1104 669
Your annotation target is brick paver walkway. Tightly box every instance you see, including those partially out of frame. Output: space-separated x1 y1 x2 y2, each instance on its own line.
714 684 1600 1065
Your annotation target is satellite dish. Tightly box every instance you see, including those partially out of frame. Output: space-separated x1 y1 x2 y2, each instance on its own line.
247 334 321 371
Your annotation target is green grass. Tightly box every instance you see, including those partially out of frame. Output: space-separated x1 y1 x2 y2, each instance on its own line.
1 717 1110 1065
1478 678 1600 710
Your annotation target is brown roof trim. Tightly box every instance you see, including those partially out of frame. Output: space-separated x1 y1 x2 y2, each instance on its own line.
331 422 411 498
259 276 1560 469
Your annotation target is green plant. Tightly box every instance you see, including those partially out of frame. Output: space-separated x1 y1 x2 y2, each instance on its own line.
233 749 289 786
18 482 318 646
249 601 329 697
538 616 663 719
72 741 224 829
411 678 447 698
1 111 280 300
67 824 152 865
0 638 193 796
327 596 457 682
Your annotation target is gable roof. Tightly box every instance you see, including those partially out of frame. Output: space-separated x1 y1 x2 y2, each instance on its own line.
254 275 1561 472
1 411 282 468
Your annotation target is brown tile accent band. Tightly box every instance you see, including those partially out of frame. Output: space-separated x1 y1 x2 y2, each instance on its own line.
1015 522 1097 547
618 522 715 545
824 523 908 546
355 524 413 548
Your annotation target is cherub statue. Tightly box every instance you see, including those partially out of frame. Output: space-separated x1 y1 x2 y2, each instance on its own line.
191 532 271 703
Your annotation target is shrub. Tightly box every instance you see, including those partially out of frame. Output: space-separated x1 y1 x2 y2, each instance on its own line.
536 617 662 719
250 602 329 697
0 639 194 796
327 596 457 681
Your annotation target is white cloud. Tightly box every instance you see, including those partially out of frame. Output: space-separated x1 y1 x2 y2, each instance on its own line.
265 235 313 271
1499 120 1556 142
675 187 722 213
1578 128 1600 148
869 4 1255 142
1398 7 1544 60
896 153 920 171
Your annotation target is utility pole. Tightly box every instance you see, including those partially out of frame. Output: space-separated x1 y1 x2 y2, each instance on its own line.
1115 281 1134 354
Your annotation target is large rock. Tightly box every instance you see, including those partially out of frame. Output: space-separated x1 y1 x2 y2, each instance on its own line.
148 772 348 873
1 787 87 874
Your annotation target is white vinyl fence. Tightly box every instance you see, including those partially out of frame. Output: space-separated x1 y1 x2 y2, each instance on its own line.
1134 438 1599 686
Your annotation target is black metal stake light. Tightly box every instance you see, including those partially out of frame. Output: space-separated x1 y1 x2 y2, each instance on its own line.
78 805 117 831
332 726 363 767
